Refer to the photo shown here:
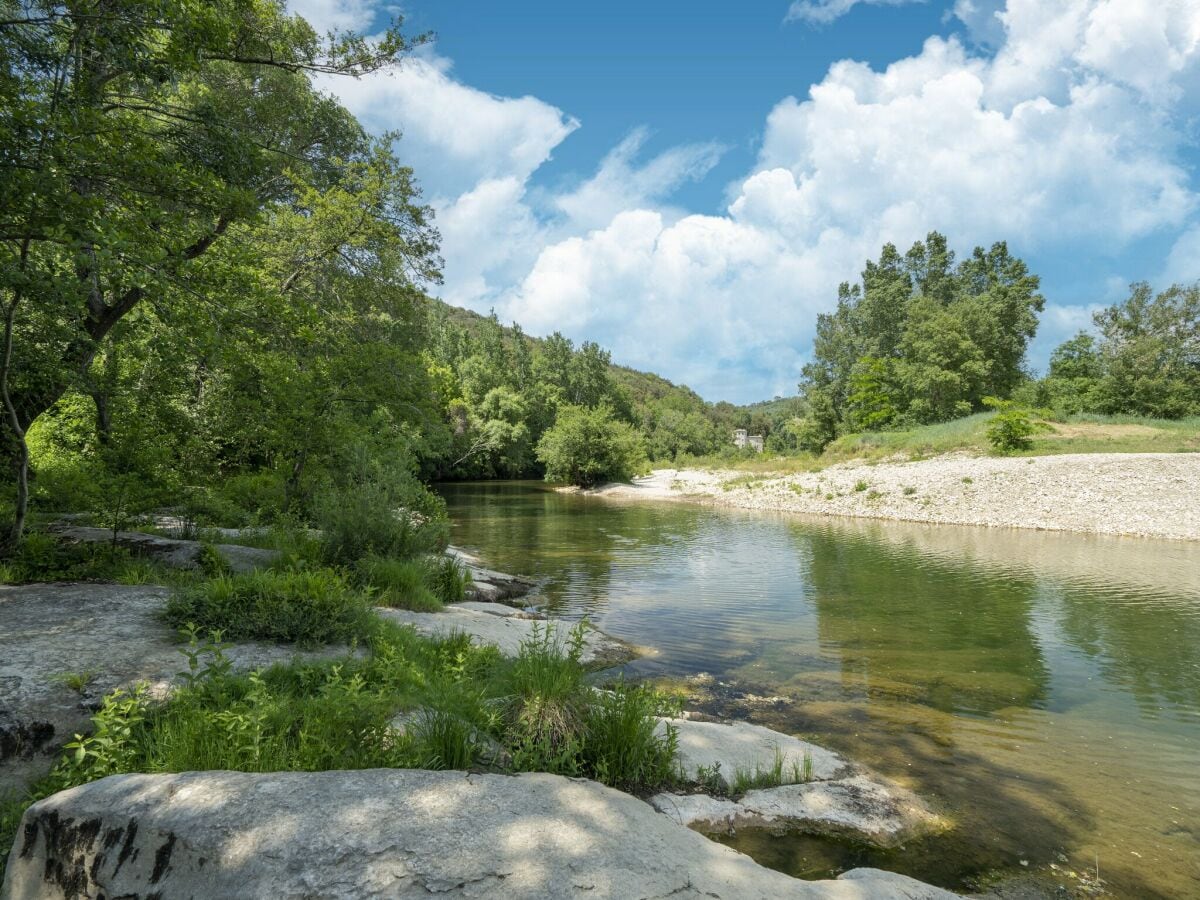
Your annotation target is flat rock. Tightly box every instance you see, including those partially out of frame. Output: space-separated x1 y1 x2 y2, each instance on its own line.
48 525 278 573
658 717 850 785
0 583 344 794
651 775 941 848
377 606 634 667
456 601 544 619
1 769 961 899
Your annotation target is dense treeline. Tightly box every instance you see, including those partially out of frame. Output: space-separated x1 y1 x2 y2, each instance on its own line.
423 305 725 483
0 0 736 537
792 233 1198 452
797 232 1045 449
1038 283 1200 420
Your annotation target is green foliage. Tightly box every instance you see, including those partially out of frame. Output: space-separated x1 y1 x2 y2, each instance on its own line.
582 682 679 792
423 555 470 605
801 232 1045 438
984 398 1037 452
313 450 449 565
357 556 442 612
536 404 648 488
164 569 374 647
0 532 149 583
6 614 678 856
1043 283 1199 420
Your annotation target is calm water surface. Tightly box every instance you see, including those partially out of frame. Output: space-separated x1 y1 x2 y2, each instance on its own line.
438 481 1200 899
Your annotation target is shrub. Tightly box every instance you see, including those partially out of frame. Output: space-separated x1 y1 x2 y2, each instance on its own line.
314 480 448 566
0 532 139 583
501 623 590 773
984 397 1037 452
163 568 373 646
536 403 647 488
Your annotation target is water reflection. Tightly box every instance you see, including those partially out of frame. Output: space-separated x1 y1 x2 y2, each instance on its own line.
438 482 1200 898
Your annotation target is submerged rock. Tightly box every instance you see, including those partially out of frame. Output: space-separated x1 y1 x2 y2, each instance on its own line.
2 769 961 899
651 775 939 848
651 718 943 848
48 524 278 573
660 716 851 785
0 584 345 793
377 605 634 666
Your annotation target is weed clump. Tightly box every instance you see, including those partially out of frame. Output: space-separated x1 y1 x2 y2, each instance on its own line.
164 568 373 646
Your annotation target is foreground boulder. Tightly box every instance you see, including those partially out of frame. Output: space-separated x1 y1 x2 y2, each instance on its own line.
0 584 345 793
2 769 961 899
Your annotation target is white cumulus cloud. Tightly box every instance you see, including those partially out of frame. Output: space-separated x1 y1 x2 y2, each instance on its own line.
785 0 926 26
306 0 1200 401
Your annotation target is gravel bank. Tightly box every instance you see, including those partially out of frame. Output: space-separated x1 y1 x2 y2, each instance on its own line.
592 453 1200 541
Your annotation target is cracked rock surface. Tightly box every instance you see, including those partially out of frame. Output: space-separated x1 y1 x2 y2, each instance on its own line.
0 584 346 794
2 769 960 899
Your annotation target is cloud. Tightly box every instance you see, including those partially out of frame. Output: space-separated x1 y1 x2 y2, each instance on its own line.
494 0 1200 400
786 0 925 26
308 1 1200 402
320 52 579 201
554 129 725 231
289 0 376 33
1162 226 1200 286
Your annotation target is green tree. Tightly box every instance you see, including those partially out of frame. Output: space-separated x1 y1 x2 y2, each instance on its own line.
0 0 428 543
536 404 647 488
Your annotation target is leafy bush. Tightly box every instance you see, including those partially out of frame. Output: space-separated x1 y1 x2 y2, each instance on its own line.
535 403 647 488
164 568 373 646
0 532 146 583
984 398 1037 452
313 480 448 566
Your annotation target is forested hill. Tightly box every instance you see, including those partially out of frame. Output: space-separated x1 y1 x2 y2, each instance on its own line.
426 300 711 420
421 299 734 479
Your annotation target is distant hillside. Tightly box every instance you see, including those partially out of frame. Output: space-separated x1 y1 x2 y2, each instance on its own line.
425 298 715 419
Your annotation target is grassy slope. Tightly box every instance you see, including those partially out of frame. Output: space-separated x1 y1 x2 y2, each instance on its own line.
681 412 1200 474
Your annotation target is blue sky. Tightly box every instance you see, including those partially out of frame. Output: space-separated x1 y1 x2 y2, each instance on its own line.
298 0 1200 403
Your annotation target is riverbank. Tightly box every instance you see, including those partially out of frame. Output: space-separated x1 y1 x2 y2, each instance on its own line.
588 452 1200 540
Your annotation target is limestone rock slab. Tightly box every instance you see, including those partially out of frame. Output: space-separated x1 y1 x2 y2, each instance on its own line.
1 769 961 899
658 716 851 786
0 584 344 793
377 606 633 667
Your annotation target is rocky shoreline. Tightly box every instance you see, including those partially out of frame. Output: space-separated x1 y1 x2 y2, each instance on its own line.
589 452 1200 541
1 534 960 899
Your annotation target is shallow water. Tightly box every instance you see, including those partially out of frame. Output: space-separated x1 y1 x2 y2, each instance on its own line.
438 481 1200 898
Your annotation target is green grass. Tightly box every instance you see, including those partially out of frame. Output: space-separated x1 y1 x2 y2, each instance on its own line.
684 412 1200 476
0 531 172 585
163 568 375 647
1 615 682 881
729 748 815 795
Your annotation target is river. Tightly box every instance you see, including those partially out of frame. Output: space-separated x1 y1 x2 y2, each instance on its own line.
438 481 1200 899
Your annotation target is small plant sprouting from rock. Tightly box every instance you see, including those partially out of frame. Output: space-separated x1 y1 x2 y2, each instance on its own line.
902 486 917 496
854 480 869 492
50 670 97 694
961 476 974 485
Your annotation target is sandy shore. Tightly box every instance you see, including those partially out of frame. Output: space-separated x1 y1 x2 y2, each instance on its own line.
589 452 1200 541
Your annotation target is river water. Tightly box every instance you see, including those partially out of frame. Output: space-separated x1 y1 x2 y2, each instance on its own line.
438 481 1200 898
